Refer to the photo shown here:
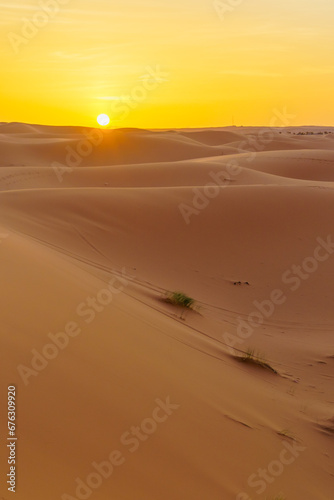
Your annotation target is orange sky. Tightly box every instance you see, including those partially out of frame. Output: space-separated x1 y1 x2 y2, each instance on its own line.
1 0 334 128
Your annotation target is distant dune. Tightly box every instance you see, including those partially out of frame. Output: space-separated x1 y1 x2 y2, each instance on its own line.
1 124 334 500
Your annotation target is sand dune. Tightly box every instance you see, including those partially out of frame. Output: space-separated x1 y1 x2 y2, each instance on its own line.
1 124 334 500
0 160 312 192
0 126 224 167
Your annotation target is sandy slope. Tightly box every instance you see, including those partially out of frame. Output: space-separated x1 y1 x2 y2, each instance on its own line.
0 124 334 500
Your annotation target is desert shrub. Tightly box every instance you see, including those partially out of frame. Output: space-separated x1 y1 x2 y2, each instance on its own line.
238 348 278 374
165 291 195 310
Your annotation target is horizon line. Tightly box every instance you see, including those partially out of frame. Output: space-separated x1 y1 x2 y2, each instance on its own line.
1 121 334 131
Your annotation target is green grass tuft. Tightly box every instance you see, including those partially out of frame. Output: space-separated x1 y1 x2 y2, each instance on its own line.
164 291 196 319
165 291 195 309
237 348 278 374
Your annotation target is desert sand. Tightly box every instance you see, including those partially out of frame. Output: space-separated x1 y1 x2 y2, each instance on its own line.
0 123 334 500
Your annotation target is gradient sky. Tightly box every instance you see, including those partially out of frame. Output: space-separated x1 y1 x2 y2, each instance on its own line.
1 0 334 128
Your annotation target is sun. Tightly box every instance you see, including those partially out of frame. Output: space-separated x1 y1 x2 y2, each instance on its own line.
97 114 110 126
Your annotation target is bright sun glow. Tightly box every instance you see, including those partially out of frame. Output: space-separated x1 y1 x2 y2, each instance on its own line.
97 114 110 126
2 2 334 127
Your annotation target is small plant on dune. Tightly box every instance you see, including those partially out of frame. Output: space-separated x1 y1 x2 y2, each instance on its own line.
166 291 195 308
277 429 297 441
238 348 278 374
165 291 195 319
244 348 257 360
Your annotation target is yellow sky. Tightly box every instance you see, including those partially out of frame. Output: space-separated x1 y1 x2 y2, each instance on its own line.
1 0 334 128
